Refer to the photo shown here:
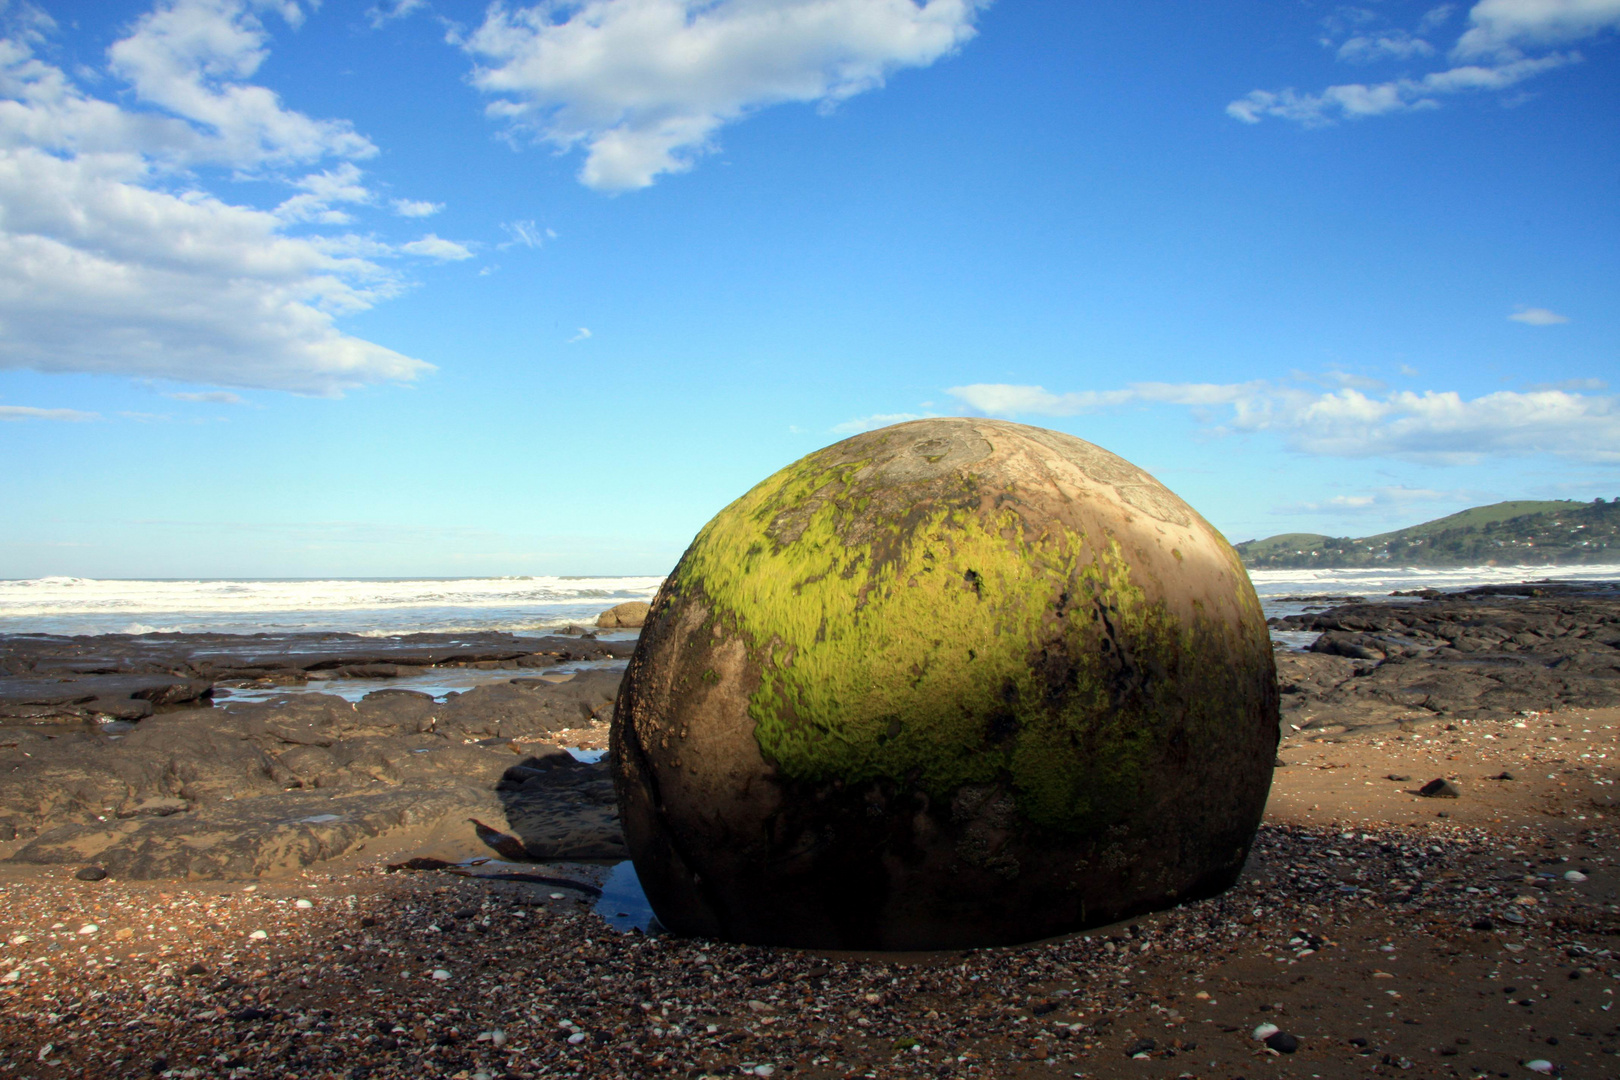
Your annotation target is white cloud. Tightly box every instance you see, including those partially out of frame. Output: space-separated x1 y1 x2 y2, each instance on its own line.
947 380 1620 464
1227 53 1569 124
167 390 244 403
1454 0 1620 59
391 197 442 217
401 233 475 260
0 4 436 395
367 0 428 29
1399 363 1421 376
568 327 592 343
460 0 985 191
1230 0 1606 125
0 403 98 421
275 162 372 224
831 411 931 434
1338 32 1436 62
1280 485 1458 514
1510 306 1570 325
105 0 376 169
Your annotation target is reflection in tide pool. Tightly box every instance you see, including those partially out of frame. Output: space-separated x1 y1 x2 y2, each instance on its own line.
594 860 661 934
216 658 627 704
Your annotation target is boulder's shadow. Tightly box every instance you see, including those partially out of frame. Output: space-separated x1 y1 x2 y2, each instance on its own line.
485 750 627 861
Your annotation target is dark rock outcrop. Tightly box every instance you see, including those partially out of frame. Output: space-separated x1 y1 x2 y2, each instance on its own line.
0 667 628 879
1271 584 1620 733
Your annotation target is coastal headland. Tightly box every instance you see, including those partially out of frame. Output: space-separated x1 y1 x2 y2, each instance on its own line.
0 582 1616 1077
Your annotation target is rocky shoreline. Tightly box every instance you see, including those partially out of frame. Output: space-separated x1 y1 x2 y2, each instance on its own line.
0 632 634 881
1 584 1617 887
1271 581 1620 736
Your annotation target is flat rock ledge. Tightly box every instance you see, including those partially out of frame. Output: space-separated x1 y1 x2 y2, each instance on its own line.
0 666 627 880
1271 582 1620 735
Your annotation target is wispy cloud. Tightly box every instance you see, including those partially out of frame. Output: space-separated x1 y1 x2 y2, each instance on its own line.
0 404 99 422
831 411 931 434
458 0 987 191
568 327 592 343
390 198 443 218
500 220 553 249
367 0 427 29
1510 306 1570 325
1228 0 1616 126
166 391 245 404
401 234 476 260
1278 484 1460 515
1338 32 1436 63
947 379 1620 465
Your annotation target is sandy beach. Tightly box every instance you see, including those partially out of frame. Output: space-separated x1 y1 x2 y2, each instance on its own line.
0 702 1615 1079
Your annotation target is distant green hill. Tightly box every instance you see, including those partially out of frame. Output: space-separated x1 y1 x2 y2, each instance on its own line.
1235 499 1620 568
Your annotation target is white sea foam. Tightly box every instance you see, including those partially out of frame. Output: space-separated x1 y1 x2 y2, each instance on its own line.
0 575 666 636
4 564 1616 638
1246 563 1620 602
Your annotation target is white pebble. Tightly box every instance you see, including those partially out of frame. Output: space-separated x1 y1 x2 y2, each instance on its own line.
566 1031 586 1045
248 930 268 940
77 924 98 935
491 1029 507 1047
1525 1060 1555 1074
8 934 29 945
549 893 566 900
1564 870 1588 882
754 1067 776 1077
431 968 451 981
295 898 314 909
1252 1022 1280 1041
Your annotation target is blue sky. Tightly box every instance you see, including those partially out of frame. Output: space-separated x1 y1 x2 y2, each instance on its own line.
0 0 1616 578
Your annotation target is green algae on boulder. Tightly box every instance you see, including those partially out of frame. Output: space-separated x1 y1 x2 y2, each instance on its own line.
611 418 1278 949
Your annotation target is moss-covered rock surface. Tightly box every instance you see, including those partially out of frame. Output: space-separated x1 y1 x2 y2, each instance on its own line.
612 418 1278 948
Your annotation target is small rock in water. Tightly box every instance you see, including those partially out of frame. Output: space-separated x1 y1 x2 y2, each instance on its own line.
1252 1023 1280 1041
1265 1031 1300 1053
74 866 107 881
1563 870 1588 882
1418 778 1460 798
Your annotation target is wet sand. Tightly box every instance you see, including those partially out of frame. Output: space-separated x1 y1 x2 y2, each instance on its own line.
1 705 1615 1080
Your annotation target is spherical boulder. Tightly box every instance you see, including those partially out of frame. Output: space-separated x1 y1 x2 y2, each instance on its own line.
611 418 1277 949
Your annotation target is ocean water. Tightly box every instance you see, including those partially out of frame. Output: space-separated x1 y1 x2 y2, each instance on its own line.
0 575 665 637
3 564 1619 638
